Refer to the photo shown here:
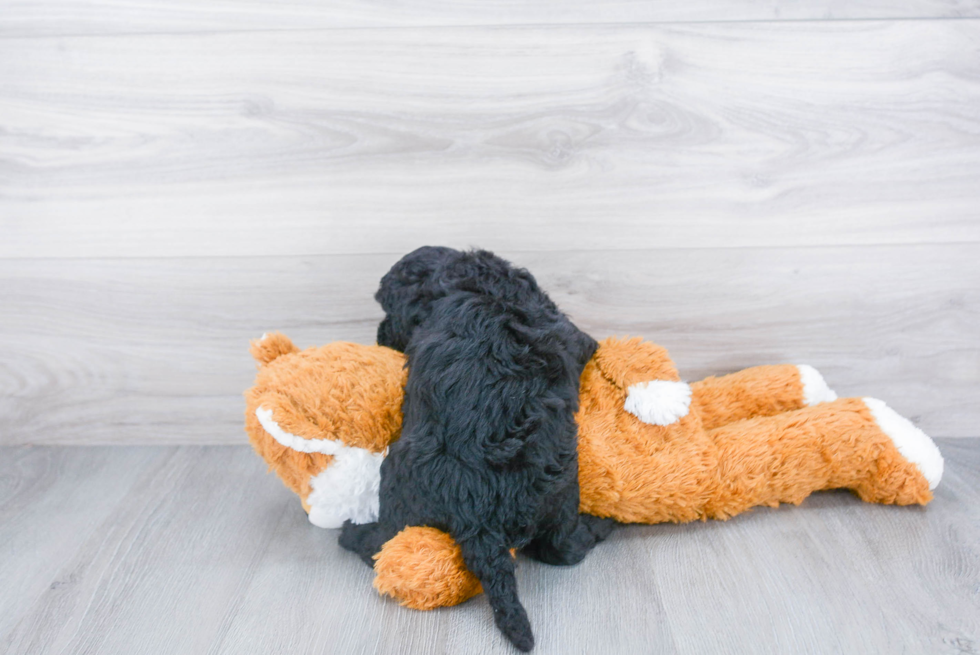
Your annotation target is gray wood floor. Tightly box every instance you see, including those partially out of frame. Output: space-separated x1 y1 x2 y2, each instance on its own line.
1 441 978 655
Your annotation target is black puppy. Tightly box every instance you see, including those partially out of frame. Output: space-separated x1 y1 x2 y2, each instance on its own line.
341 248 612 651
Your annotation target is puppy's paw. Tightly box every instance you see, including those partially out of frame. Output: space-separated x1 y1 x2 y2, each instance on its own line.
338 520 386 568
524 515 609 566
581 515 616 542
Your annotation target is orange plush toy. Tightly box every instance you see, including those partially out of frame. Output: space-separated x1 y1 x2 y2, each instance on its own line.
244 332 943 611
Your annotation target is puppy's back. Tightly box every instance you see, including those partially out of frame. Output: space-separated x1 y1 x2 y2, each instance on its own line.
399 291 581 475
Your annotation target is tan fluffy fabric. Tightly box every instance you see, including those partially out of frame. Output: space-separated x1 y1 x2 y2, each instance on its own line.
692 364 805 431
244 334 407 503
703 397 931 518
243 335 936 610
373 526 484 610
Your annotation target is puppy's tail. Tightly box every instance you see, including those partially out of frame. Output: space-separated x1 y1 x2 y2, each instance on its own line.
249 332 300 366
460 537 535 651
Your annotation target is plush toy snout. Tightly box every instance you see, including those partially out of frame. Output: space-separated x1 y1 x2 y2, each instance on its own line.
252 403 384 527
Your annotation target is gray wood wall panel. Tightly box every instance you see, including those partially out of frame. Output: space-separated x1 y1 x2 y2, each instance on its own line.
1 443 977 654
2 1 979 36
3 21 980 258
1 244 976 445
2 13 978 446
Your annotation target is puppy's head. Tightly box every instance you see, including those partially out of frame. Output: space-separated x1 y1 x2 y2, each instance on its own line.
376 246 598 372
244 335 408 527
375 246 460 351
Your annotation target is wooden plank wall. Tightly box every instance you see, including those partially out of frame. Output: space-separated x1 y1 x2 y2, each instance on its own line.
1 3 978 444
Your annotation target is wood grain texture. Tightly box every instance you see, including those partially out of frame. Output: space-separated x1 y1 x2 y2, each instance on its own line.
1 244 977 445
0 446 167 645
3 21 980 258
0 442 977 654
2 0 980 36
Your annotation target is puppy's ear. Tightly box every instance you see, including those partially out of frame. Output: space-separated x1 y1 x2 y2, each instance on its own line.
565 327 599 372
375 247 461 351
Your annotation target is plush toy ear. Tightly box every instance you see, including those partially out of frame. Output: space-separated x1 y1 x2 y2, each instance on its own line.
250 332 300 366
592 337 680 390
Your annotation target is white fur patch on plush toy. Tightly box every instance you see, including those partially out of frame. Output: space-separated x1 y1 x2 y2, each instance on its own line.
797 365 837 406
624 380 692 426
306 448 383 528
862 397 944 490
255 406 383 528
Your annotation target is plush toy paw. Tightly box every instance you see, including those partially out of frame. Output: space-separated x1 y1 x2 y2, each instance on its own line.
624 380 692 425
797 365 837 406
863 397 943 490
373 527 483 610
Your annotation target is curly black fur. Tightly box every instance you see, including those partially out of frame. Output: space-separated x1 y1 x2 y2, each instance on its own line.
374 246 598 369
341 248 612 652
